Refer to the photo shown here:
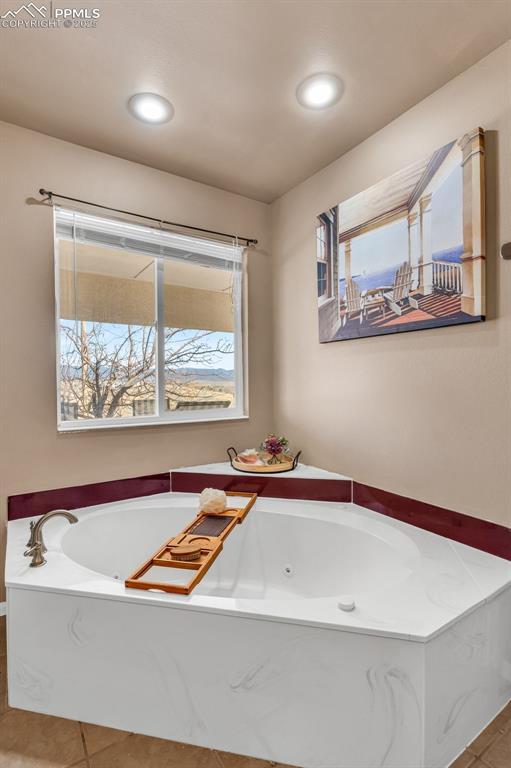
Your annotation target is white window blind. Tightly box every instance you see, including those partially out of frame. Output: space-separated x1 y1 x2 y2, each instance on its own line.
54 207 245 430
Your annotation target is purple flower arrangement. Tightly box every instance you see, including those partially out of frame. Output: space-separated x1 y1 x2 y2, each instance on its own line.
261 434 289 464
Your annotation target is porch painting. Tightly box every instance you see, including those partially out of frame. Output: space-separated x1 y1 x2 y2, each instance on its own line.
317 128 485 342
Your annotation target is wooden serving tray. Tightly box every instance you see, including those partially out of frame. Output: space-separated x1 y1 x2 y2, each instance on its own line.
227 447 301 474
125 491 257 595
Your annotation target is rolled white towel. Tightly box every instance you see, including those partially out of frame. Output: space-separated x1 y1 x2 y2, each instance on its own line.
199 488 227 515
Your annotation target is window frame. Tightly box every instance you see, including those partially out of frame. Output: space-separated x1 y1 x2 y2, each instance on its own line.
316 221 330 303
54 209 247 432
317 260 328 300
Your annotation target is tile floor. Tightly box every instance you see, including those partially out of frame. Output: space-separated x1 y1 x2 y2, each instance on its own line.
448 702 511 768
0 617 509 768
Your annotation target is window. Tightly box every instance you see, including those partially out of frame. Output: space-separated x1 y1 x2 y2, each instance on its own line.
316 222 330 300
55 208 245 430
317 262 327 298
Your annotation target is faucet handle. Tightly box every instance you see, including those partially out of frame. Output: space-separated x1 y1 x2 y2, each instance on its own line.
24 543 46 568
25 520 35 549
25 519 47 554
23 542 46 568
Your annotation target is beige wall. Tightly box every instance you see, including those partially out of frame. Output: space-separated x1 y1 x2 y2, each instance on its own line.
0 123 273 596
271 42 511 527
1 42 510 606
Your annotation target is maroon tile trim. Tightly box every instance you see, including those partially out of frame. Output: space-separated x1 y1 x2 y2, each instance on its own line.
353 482 511 560
7 473 170 521
8 469 509 561
170 471 352 503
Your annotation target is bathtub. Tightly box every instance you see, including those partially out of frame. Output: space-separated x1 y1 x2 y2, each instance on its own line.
6 493 511 768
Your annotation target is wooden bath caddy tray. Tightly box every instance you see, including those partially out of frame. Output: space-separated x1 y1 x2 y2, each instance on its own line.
125 491 257 595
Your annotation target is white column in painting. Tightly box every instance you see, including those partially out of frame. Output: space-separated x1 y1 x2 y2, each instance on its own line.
459 128 485 316
407 212 420 289
418 194 433 295
344 239 352 280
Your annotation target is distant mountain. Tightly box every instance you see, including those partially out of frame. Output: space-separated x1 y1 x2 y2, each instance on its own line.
61 364 234 384
174 367 234 382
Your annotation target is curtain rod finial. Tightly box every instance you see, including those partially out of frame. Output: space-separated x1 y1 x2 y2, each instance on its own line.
39 188 53 203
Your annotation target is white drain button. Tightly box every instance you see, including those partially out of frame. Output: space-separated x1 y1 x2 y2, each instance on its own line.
337 598 356 612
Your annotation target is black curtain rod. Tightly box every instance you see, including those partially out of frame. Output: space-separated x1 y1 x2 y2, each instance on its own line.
38 189 258 246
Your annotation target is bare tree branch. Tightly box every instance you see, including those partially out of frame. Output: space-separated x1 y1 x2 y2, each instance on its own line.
60 321 233 419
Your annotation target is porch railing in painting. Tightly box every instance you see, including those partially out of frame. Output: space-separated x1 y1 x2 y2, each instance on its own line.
432 260 462 294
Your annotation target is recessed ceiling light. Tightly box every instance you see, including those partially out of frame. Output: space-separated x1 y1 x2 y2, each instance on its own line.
296 73 344 110
128 93 174 124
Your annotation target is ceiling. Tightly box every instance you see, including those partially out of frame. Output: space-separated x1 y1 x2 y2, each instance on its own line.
0 0 510 202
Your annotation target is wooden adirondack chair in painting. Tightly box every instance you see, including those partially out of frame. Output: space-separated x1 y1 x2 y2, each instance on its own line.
384 262 414 316
342 279 364 325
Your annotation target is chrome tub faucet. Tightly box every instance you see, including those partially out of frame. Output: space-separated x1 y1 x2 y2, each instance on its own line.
24 509 78 567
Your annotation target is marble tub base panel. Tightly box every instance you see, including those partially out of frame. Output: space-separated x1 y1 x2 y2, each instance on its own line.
7 587 511 768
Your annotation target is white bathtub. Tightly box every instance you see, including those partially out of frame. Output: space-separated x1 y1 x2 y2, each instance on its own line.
6 493 511 768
